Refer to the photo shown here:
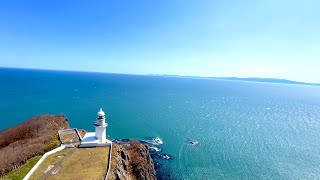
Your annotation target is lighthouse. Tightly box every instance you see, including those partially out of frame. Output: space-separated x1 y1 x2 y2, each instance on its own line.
80 108 112 147
95 108 107 143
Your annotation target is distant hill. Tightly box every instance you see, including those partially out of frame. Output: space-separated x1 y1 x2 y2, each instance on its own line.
152 74 320 86
212 77 320 86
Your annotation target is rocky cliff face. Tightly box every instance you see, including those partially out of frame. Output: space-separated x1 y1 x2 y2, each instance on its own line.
107 140 157 180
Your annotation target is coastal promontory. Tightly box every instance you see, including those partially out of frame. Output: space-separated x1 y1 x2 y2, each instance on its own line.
0 114 156 180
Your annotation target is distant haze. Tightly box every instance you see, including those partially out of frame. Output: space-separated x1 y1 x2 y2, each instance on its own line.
0 0 319 83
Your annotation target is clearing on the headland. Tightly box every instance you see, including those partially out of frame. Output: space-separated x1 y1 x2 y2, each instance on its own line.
29 147 110 180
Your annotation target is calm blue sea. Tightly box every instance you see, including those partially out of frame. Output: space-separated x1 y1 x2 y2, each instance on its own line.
1 68 320 179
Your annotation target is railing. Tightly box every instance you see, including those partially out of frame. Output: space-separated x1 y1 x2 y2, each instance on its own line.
104 143 113 180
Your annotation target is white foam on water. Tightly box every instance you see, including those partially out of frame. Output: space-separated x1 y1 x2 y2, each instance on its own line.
153 137 163 145
149 146 161 152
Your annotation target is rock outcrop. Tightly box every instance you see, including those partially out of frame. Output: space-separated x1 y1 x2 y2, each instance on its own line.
108 140 157 180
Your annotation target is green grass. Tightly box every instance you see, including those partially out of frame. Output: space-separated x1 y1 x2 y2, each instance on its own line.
4 156 41 180
47 147 110 180
28 147 110 180
29 149 70 180
43 133 61 152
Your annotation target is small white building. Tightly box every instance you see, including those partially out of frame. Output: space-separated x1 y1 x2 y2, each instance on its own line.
80 108 112 147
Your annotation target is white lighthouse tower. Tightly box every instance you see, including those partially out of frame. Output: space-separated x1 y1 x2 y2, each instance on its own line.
95 108 107 143
80 108 112 147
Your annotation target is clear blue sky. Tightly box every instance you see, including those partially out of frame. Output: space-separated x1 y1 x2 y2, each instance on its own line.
0 0 319 83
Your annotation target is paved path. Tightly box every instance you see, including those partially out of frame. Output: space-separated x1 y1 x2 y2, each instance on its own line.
40 148 76 180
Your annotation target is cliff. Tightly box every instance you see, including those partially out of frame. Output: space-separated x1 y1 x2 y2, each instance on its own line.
1 115 157 180
108 140 157 180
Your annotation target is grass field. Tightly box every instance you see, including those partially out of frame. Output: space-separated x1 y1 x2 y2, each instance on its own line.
29 147 110 180
48 147 110 180
29 149 70 180
3 156 41 180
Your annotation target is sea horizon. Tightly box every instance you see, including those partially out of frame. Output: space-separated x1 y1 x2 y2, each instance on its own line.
1 68 320 179
1 66 319 87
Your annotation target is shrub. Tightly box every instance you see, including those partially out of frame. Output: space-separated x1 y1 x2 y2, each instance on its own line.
0 114 69 177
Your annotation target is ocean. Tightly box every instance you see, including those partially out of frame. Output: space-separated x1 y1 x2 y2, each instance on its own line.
1 67 320 179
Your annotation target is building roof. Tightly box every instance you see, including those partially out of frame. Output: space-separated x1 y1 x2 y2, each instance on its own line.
97 108 105 116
